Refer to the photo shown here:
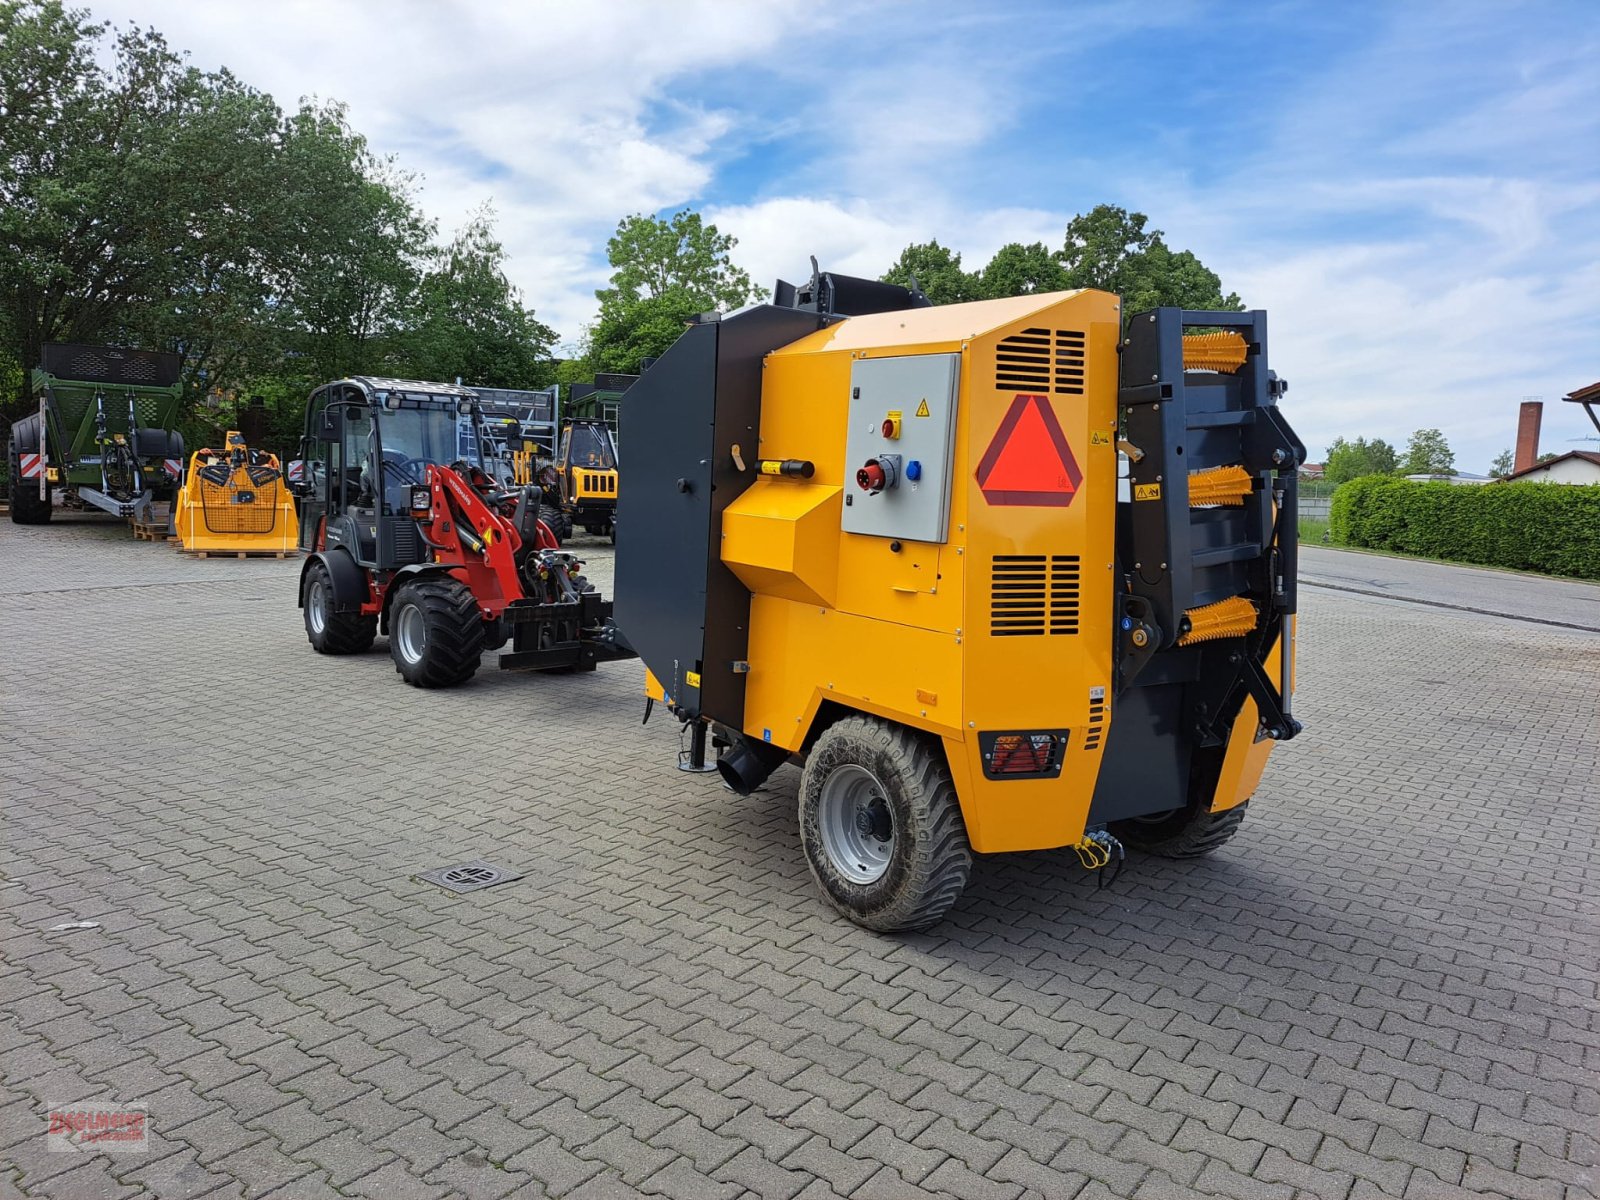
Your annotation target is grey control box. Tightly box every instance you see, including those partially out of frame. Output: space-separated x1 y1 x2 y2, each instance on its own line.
841 353 961 544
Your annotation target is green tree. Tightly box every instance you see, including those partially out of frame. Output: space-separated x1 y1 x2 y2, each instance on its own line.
977 242 1069 299
269 103 434 387
0 2 436 414
1324 436 1399 485
586 209 758 373
1489 448 1515 478
403 206 555 388
599 210 757 310
881 240 980 305
1400 428 1455 476
1058 205 1242 314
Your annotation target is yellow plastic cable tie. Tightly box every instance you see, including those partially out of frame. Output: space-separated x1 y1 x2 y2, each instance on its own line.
1178 596 1258 646
1182 330 1248 373
1187 464 1253 508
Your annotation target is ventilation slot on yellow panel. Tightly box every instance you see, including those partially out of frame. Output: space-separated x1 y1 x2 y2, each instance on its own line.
1182 330 1248 373
991 555 1046 636
1049 556 1081 634
1188 465 1253 508
1178 596 1258 645
990 555 1080 637
1083 688 1106 752
995 329 1086 396
1052 330 1086 395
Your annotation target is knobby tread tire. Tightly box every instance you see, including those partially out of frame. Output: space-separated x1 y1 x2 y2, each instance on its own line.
389 576 486 688
538 505 571 545
1113 800 1248 858
302 560 375 655
799 715 972 932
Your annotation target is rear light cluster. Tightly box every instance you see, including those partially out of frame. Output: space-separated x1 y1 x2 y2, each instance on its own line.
978 730 1069 780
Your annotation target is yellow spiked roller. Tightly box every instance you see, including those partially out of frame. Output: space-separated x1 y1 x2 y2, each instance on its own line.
1182 330 1248 373
1188 464 1254 507
1178 596 1258 645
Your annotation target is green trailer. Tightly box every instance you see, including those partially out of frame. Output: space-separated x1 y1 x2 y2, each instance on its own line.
7 343 187 524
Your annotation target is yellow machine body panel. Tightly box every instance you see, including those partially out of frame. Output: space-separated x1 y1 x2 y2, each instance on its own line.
173 433 297 555
724 290 1131 852
571 468 618 504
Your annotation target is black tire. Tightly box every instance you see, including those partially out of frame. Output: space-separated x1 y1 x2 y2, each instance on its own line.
8 432 52 525
387 576 486 688
1112 800 1248 858
538 504 571 545
302 560 376 655
799 716 972 932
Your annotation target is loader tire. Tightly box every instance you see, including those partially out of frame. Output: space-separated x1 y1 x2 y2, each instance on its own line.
302 560 376 655
8 435 52 525
1112 800 1248 858
538 504 570 545
799 716 972 932
388 576 485 688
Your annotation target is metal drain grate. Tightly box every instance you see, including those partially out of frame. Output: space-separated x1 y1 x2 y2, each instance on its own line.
417 860 523 894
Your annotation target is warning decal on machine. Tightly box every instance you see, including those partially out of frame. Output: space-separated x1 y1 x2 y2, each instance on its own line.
915 398 931 417
975 394 1082 507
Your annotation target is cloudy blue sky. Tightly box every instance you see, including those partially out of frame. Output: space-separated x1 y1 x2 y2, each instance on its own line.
91 0 1599 470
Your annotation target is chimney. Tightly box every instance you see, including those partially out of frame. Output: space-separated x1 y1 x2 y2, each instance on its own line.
1514 401 1543 474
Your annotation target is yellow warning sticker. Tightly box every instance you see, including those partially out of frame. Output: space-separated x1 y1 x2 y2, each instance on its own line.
1134 483 1162 501
915 399 931 417
685 671 702 689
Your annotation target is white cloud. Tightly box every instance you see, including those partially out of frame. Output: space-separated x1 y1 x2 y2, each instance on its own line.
78 0 1598 471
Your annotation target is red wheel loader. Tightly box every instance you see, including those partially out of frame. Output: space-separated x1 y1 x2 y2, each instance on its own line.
290 377 632 687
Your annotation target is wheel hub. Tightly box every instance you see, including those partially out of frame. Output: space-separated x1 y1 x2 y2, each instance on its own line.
818 764 895 885
394 602 426 665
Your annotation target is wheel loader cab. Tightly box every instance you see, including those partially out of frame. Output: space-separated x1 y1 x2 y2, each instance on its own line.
296 379 479 570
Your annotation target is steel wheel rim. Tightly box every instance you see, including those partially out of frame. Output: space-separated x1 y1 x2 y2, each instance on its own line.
394 602 426 665
818 764 895 884
307 578 328 634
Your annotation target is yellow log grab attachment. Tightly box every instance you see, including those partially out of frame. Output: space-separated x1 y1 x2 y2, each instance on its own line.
1181 330 1249 374
1187 464 1254 508
1178 595 1258 646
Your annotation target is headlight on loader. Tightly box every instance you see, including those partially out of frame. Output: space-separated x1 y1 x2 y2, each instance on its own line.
410 485 430 514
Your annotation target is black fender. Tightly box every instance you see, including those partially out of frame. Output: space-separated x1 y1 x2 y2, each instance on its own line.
378 562 463 633
298 548 368 614
9 414 42 454
133 428 184 459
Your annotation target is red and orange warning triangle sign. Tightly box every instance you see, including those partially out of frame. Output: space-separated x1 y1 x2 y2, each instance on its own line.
975 394 1083 506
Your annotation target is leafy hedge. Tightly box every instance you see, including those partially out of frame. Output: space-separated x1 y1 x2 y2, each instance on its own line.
1329 476 1600 579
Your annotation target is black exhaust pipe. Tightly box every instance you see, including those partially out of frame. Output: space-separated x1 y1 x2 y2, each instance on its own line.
717 734 789 796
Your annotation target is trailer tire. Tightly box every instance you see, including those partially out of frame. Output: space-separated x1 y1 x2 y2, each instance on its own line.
7 434 52 525
799 716 972 932
1112 800 1248 858
539 504 571 545
388 576 485 688
302 560 375 655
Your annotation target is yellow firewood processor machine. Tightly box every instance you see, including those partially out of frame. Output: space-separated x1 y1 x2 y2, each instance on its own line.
615 265 1305 930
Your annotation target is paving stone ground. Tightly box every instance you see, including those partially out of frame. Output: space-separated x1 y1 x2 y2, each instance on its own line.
1 515 1597 1200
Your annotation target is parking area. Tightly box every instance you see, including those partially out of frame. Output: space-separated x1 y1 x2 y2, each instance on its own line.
1 518 1597 1200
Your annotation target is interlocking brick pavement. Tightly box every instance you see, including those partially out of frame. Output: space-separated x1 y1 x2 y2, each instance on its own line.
1 515 1597 1199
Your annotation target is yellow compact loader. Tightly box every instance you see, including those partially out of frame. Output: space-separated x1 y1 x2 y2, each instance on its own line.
174 432 297 556
616 266 1304 930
